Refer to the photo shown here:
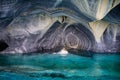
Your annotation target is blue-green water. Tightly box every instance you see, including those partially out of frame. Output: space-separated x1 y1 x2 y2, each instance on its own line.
0 53 120 80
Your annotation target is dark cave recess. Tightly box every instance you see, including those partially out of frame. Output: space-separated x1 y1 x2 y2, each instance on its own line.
0 40 8 52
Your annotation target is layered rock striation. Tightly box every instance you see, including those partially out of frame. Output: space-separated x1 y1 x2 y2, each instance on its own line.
0 0 120 54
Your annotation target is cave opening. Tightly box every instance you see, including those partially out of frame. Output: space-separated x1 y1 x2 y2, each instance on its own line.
0 40 8 52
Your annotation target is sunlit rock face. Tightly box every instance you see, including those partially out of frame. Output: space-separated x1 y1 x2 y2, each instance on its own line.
0 0 120 54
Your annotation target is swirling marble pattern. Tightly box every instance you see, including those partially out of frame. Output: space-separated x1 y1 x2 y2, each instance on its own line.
0 0 120 54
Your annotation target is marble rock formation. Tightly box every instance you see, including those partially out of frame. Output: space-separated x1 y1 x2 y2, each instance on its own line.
0 0 120 54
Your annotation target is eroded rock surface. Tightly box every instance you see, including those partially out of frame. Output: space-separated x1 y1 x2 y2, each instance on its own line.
0 0 120 54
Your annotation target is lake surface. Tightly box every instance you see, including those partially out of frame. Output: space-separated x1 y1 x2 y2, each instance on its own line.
0 52 120 80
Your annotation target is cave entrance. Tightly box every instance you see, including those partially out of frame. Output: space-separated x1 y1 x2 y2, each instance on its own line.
0 40 8 52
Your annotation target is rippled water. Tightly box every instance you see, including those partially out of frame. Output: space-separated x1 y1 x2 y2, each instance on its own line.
0 52 120 80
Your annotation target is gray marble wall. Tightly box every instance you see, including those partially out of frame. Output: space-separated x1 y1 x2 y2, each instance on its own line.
0 0 120 54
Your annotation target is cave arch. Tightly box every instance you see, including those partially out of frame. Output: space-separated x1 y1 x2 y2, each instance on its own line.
64 23 95 51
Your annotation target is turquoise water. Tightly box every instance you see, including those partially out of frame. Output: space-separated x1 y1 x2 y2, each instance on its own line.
0 53 120 80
